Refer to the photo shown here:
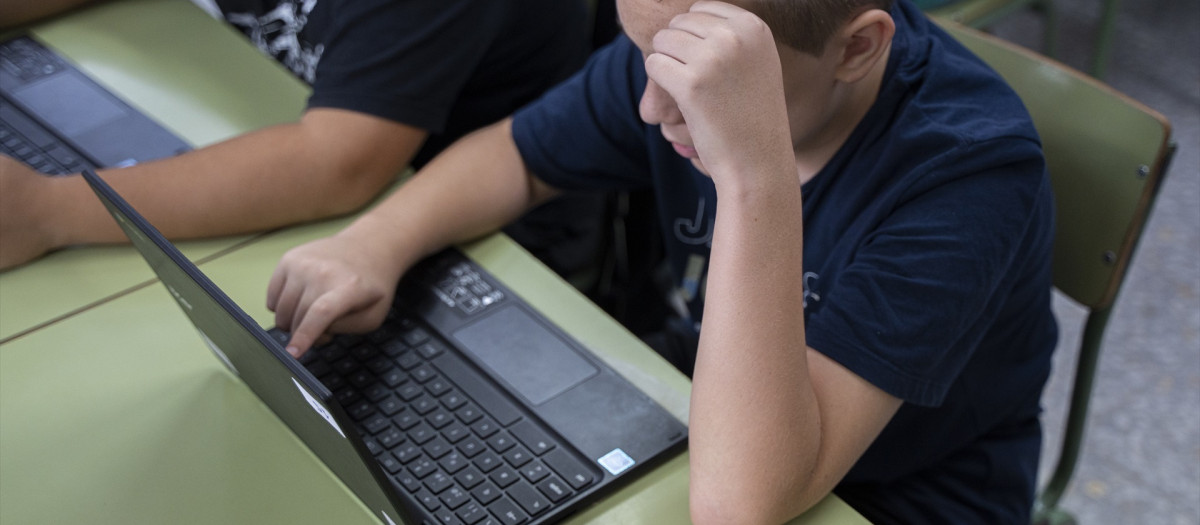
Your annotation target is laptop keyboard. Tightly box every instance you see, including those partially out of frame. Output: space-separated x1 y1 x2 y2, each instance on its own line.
0 105 93 175
0 37 94 175
281 314 597 525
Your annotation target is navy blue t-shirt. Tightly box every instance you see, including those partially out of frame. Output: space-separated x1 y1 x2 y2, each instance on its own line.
216 0 588 167
512 1 1058 523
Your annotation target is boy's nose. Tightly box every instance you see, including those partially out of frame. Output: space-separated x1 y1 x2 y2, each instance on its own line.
639 78 684 126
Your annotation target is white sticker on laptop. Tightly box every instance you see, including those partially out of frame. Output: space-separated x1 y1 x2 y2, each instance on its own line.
293 378 345 438
197 329 239 376
598 448 635 475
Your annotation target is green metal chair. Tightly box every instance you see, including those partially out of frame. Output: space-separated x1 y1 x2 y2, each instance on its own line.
935 19 1177 525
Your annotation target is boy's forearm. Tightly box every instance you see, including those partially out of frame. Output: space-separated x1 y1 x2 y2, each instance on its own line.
49 109 422 246
333 118 556 274
688 178 821 523
689 178 901 524
0 0 102 28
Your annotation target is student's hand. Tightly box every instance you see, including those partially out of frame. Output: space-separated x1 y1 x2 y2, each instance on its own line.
644 1 795 188
267 230 405 358
0 156 60 270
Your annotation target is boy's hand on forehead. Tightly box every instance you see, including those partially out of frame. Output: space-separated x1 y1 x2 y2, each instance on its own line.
645 0 795 186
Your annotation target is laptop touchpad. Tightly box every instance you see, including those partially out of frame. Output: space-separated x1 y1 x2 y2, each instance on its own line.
453 306 598 405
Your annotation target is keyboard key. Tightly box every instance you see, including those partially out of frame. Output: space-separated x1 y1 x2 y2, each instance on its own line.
507 483 550 516
543 449 594 490
428 409 454 429
509 421 556 456
424 437 453 459
455 404 483 424
416 340 446 359
454 467 485 489
487 433 515 453
439 486 470 510
378 453 403 474
378 427 405 449
409 422 437 444
393 411 421 430
396 351 422 370
439 451 468 474
334 387 360 406
424 471 454 494
489 465 519 488
402 327 430 347
455 501 489 525
379 340 408 357
396 469 422 492
536 476 573 503
363 383 391 402
488 498 528 525
380 369 407 388
471 481 503 505
502 446 532 468
347 400 375 421
348 370 374 389
473 451 502 473
352 344 379 362
377 394 404 416
362 414 391 434
441 392 469 411
413 396 439 415
426 378 453 397
471 419 499 439
416 489 441 511
366 356 394 375
457 436 486 457
443 421 470 443
394 442 422 463
411 365 436 383
410 458 437 478
398 383 425 401
519 462 549 483
432 508 457 525
364 437 382 456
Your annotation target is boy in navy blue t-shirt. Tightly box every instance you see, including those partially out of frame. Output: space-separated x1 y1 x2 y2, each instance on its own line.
266 0 1058 522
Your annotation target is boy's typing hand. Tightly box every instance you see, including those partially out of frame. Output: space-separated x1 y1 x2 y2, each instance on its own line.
644 0 795 188
266 231 403 358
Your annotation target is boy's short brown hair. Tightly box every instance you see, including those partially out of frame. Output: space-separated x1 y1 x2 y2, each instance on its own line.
742 0 894 54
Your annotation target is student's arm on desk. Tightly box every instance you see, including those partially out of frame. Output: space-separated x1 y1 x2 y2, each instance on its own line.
0 108 424 270
0 0 101 28
266 118 558 357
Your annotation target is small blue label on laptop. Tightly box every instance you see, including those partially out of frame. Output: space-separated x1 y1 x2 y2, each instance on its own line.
598 448 635 475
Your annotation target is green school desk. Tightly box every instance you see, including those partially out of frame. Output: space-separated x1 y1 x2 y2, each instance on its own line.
0 0 309 341
0 218 869 524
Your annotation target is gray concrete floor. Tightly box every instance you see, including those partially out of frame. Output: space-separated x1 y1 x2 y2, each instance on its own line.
986 0 1200 523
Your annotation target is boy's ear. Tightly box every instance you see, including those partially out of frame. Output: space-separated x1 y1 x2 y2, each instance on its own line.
833 9 895 83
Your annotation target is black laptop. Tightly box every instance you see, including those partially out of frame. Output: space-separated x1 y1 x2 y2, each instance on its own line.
82 169 688 525
0 35 191 174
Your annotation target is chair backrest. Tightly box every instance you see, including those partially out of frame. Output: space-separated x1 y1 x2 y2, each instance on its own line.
936 19 1173 311
934 19 1176 523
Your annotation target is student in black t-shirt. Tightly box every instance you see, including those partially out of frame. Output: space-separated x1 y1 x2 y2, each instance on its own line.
0 0 590 271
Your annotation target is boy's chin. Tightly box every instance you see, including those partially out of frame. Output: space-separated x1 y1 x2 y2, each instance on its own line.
691 158 711 178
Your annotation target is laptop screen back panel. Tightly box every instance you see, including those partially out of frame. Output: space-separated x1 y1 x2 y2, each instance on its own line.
83 170 416 525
